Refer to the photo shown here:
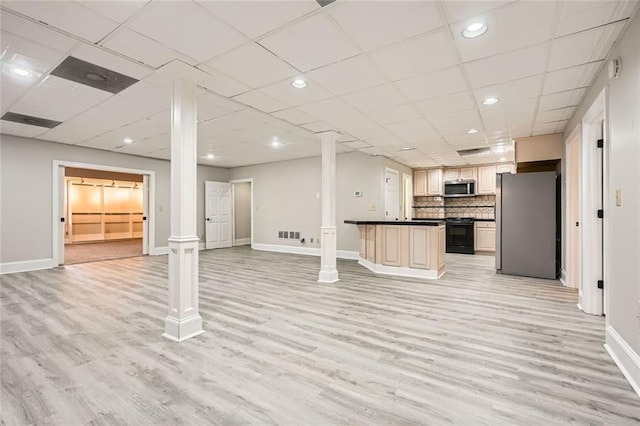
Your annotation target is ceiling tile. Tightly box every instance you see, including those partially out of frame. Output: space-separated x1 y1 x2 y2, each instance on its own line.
232 90 288 113
451 1 556 63
196 0 319 39
71 43 152 80
342 83 406 112
395 66 468 102
328 112 384 140
0 12 78 53
539 88 587 111
385 118 436 142
76 0 149 23
102 28 197 68
464 43 549 88
298 98 359 121
536 106 576 123
258 13 360 72
308 55 388 95
327 1 442 51
0 31 67 82
193 64 252 98
342 140 372 149
271 108 316 125
204 42 299 88
415 91 476 117
543 62 602 95
556 0 637 37
1 1 118 43
258 77 332 107
548 22 626 71
368 29 459 81
442 1 513 23
128 1 246 63
0 120 49 138
301 121 334 133
197 92 244 122
430 109 482 131
367 103 421 125
473 74 544 105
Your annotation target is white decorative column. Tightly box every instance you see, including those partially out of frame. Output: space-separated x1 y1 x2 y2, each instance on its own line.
317 131 340 283
163 78 204 342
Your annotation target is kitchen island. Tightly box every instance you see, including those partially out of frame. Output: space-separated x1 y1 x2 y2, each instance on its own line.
344 220 446 279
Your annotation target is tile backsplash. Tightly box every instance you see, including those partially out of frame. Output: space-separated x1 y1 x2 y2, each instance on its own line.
414 195 496 220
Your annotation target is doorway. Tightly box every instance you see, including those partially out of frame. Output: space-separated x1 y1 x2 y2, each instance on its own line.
204 181 232 249
384 168 400 220
566 126 581 293
231 179 252 246
53 161 154 267
402 173 412 220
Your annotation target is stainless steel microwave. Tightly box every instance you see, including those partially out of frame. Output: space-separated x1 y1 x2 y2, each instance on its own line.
444 180 476 197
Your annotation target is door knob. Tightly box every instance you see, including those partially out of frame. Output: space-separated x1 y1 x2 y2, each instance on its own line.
206 218 210 221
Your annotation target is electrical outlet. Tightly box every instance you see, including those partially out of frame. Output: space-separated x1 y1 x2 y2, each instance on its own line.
310 238 313 243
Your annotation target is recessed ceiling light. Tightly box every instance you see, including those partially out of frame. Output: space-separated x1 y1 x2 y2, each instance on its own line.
467 128 479 134
462 22 488 38
483 97 499 105
11 67 31 77
499 157 506 162
123 137 133 144
400 147 414 151
291 78 308 89
206 153 215 159
270 140 280 147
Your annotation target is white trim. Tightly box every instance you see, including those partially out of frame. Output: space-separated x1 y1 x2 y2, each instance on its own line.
252 243 358 260
559 268 567 287
230 178 254 248
358 257 442 280
384 167 400 220
52 160 156 265
604 325 640 398
565 123 581 290
233 238 251 246
0 259 57 274
150 246 170 256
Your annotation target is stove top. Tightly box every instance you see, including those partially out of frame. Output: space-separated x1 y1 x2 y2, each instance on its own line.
445 217 474 224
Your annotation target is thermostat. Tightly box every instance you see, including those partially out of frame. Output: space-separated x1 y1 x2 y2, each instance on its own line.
354 191 363 197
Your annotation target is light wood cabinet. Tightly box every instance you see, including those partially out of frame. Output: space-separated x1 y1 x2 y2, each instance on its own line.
475 221 496 251
496 164 515 174
477 165 497 194
427 169 443 195
366 225 376 263
413 170 427 196
444 168 459 181
460 167 476 180
381 225 409 267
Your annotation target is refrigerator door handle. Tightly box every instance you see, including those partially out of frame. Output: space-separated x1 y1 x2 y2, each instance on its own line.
495 174 502 272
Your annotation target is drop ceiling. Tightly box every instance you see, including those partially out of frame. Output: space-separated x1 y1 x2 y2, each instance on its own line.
1 0 637 168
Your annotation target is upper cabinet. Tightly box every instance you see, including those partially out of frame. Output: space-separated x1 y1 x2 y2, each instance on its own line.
413 170 427 196
477 165 497 194
496 164 515 174
460 167 476 180
444 168 459 181
427 169 443 195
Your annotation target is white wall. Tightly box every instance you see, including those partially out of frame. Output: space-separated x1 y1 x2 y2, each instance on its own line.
0 136 229 265
564 10 640 393
228 151 411 252
233 182 251 240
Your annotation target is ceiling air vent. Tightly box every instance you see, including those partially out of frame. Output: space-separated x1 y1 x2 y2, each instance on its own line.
1 111 62 128
316 0 337 6
51 56 138 94
457 147 491 156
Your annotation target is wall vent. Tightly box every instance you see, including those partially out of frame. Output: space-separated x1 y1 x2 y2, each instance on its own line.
51 56 139 94
457 147 492 156
1 111 61 128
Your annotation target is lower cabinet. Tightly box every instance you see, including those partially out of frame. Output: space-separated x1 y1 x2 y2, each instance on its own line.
475 221 496 251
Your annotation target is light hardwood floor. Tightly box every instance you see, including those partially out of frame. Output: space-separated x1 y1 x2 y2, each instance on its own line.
2 248 639 425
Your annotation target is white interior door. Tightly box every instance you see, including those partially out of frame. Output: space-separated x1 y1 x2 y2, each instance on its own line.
58 165 65 265
205 181 232 249
142 175 149 255
384 168 400 220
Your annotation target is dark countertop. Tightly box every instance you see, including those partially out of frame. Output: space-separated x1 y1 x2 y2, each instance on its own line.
411 217 496 222
344 219 444 226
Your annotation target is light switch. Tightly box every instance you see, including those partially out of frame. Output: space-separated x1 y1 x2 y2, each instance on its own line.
616 189 622 206
354 191 362 197
368 204 376 211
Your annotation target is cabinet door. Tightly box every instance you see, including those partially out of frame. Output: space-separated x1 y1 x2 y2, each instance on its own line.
413 170 427 196
496 164 514 174
475 222 496 251
427 169 443 195
409 226 429 269
477 165 496 194
444 168 459 181
366 225 376 262
358 225 366 258
381 226 401 266
460 167 476 180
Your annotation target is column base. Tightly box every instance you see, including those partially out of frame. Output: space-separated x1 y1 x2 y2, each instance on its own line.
318 269 339 283
163 314 204 342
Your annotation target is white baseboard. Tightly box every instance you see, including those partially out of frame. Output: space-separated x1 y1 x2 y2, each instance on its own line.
604 325 640 398
233 238 251 246
559 268 567 286
359 257 441 280
149 246 170 256
252 243 358 260
0 258 57 274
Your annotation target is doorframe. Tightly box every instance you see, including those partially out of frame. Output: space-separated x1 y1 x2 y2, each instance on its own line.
52 160 155 266
578 87 606 316
229 178 254 248
564 123 581 291
402 172 412 220
384 167 400 220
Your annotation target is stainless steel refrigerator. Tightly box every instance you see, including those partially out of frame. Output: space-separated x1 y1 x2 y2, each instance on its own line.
496 171 557 279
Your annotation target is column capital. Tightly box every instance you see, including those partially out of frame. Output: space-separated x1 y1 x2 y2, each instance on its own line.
315 130 342 141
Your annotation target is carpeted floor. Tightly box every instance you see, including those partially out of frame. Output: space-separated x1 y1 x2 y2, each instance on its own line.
64 239 143 265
